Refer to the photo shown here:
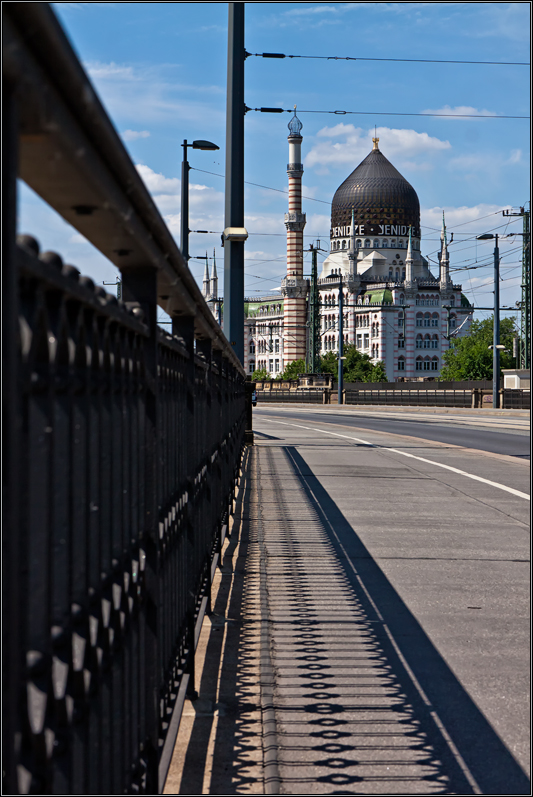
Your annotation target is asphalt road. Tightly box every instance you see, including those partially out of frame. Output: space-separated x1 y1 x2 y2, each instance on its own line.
251 407 530 793
254 405 530 459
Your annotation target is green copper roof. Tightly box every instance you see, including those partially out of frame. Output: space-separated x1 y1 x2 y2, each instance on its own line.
364 288 394 304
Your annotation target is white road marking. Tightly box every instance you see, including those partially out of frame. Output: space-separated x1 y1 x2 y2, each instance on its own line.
263 419 531 501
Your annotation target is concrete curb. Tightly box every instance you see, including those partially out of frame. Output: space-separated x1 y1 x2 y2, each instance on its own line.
255 450 281 795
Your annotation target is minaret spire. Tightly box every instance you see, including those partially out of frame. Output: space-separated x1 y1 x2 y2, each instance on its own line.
439 211 452 288
405 225 414 287
282 106 308 364
202 253 210 299
210 247 218 300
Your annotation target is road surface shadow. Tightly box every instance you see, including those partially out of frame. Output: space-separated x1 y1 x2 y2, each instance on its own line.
275 445 530 795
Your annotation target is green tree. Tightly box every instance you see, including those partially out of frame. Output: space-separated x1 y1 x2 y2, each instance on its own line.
252 367 270 382
319 346 387 383
320 351 338 375
342 344 387 383
279 358 306 380
440 316 517 381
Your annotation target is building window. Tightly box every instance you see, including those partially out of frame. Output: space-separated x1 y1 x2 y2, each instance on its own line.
249 361 255 373
431 358 439 371
450 295 455 306
365 239 371 248
356 239 362 248
432 335 439 349
398 338 405 348
424 313 431 327
275 340 279 353
269 359 273 371
382 239 389 248
374 240 379 248
416 358 423 371
398 240 403 248
364 334 369 348
275 360 280 372
342 240 347 249
416 335 423 349
398 314 404 328
423 335 431 349
249 341 256 354
450 315 456 329
398 358 405 371
356 334 362 349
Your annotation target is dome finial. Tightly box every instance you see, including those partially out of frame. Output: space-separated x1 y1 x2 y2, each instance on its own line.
288 105 303 137
372 126 379 150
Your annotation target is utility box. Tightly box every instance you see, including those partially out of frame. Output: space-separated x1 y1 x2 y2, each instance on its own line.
501 369 530 390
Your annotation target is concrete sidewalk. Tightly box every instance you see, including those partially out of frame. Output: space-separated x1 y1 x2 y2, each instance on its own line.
165 431 530 795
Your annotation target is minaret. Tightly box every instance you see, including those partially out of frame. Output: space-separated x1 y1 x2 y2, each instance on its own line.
210 248 218 300
282 107 308 364
202 254 210 300
439 212 452 289
405 225 415 287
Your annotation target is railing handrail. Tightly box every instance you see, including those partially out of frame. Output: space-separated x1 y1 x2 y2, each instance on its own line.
3 2 243 375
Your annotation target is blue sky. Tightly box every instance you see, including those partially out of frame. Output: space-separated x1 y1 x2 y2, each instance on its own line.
18 2 530 323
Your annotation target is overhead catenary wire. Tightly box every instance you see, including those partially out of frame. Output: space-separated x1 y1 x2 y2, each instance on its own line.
249 107 529 120
248 51 529 67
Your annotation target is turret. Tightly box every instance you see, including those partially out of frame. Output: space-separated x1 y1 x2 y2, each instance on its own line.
439 212 453 289
202 254 210 300
210 249 218 300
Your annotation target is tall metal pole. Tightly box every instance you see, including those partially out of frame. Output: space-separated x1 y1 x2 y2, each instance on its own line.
223 2 246 363
180 140 189 262
493 234 500 408
338 279 344 405
309 245 321 373
523 208 530 369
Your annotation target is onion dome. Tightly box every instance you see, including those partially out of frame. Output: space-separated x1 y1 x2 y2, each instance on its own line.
331 138 420 238
288 106 303 138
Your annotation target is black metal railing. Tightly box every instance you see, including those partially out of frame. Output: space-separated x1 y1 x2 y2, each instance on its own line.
3 4 246 794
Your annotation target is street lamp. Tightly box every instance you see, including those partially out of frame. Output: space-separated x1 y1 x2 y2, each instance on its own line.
180 139 219 263
477 233 500 408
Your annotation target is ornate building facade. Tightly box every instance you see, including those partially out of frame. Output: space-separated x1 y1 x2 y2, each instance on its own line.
203 112 472 380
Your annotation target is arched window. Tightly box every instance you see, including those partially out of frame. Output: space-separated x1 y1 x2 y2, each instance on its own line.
402 269 406 280
450 314 457 329
416 313 423 328
389 267 393 277
395 269 400 279
374 239 380 248
364 239 371 248
416 334 423 349
424 313 431 327
382 239 389 248
398 357 405 371
416 294 421 306
342 240 347 249
249 340 256 354
416 356 423 371
391 240 396 248
432 335 439 349
450 295 455 306
424 334 431 349
431 357 439 371
399 294 405 305
356 239 362 248
423 356 431 371
398 239 403 248
431 313 439 327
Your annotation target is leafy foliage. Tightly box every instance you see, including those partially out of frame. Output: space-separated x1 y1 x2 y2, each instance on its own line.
279 358 306 380
440 316 517 381
251 367 270 382
319 345 387 383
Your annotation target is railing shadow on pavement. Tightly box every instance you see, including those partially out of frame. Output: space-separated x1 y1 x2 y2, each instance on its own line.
261 444 530 796
175 453 264 795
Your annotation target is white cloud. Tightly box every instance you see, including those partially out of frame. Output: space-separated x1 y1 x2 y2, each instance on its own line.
507 149 522 164
122 130 151 141
305 124 450 173
420 105 498 120
136 164 180 194
84 61 225 127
